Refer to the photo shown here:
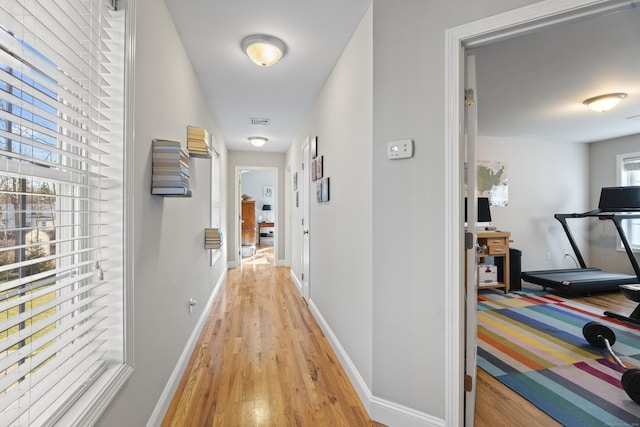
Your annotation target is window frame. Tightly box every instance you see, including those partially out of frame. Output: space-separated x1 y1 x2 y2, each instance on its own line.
616 150 640 253
210 139 222 266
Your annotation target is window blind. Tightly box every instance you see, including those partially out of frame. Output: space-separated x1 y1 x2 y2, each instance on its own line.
620 153 640 251
0 0 126 425
623 155 640 176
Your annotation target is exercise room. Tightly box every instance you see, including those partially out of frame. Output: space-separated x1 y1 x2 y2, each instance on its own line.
470 7 640 426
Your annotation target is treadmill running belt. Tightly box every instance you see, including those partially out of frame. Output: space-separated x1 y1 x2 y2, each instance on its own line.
521 268 638 293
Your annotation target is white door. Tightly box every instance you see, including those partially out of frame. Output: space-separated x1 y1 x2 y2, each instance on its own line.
301 140 310 300
237 170 243 266
464 52 479 426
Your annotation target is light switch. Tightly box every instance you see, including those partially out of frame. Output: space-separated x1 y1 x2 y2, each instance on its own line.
387 139 413 160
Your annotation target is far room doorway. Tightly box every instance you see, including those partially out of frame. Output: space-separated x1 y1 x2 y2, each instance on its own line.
238 167 277 266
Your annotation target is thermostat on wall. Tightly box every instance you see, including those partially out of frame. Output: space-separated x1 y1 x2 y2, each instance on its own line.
387 139 413 160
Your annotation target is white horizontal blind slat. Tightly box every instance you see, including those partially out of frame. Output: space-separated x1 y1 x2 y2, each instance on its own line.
0 270 99 328
0 306 107 396
0 245 102 274
1 335 108 425
0 259 94 295
0 0 126 424
623 156 640 172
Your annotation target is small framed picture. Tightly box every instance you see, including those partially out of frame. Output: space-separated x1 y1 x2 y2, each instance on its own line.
295 191 299 207
311 136 318 159
321 177 330 202
293 172 298 191
316 180 322 202
316 156 323 179
311 159 317 181
264 186 273 198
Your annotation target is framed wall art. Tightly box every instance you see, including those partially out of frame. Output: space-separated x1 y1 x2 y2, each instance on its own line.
311 136 318 159
316 156 323 179
321 177 330 202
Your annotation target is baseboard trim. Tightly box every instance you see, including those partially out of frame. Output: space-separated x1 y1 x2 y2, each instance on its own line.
289 269 303 293
307 300 444 427
370 396 445 427
307 300 372 411
146 269 227 427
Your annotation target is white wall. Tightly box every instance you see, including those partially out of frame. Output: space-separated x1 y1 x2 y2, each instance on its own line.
477 136 590 271
371 0 539 421
288 2 374 396
96 0 228 425
227 152 286 265
589 133 640 274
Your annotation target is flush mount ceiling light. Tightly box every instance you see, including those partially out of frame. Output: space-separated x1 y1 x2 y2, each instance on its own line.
241 34 287 67
249 136 268 147
583 93 627 112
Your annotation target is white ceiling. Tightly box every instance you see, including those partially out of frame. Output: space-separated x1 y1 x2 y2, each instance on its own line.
163 0 372 153
473 7 640 143
164 2 640 153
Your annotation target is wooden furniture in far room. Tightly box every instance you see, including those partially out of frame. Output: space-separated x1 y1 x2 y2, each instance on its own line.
477 230 511 292
258 222 274 245
241 200 256 246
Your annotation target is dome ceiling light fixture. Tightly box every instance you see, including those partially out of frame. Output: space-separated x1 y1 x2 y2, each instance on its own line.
241 34 287 67
249 136 268 147
583 92 627 112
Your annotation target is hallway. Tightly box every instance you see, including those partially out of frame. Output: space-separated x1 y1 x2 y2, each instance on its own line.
162 254 384 426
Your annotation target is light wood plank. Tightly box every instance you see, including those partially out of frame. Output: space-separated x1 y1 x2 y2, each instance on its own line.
162 249 385 426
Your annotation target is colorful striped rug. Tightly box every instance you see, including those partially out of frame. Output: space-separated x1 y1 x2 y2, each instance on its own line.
477 288 640 426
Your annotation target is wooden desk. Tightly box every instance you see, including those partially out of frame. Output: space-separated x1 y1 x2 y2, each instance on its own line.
258 222 274 245
477 231 511 292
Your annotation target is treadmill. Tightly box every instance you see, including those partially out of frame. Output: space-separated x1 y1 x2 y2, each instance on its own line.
521 186 640 293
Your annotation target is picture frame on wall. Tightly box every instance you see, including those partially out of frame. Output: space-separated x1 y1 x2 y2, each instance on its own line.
293 172 298 191
312 159 317 181
264 186 273 198
316 180 322 202
311 136 318 159
316 156 323 179
321 177 330 202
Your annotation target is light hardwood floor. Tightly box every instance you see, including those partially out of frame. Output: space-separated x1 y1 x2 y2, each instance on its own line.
162 247 385 426
474 285 640 426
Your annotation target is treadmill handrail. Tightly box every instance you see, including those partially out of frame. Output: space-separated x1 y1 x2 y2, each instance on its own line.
554 213 588 268
554 210 640 281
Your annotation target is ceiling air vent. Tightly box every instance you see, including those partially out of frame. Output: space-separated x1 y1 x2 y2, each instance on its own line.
250 118 270 126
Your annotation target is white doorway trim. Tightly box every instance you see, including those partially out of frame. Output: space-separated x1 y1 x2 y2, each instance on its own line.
444 0 633 424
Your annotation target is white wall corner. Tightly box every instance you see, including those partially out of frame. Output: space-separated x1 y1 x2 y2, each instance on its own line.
146 270 227 427
307 301 443 427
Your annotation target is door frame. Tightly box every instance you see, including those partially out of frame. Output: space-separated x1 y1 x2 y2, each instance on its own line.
443 0 633 424
234 165 279 266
